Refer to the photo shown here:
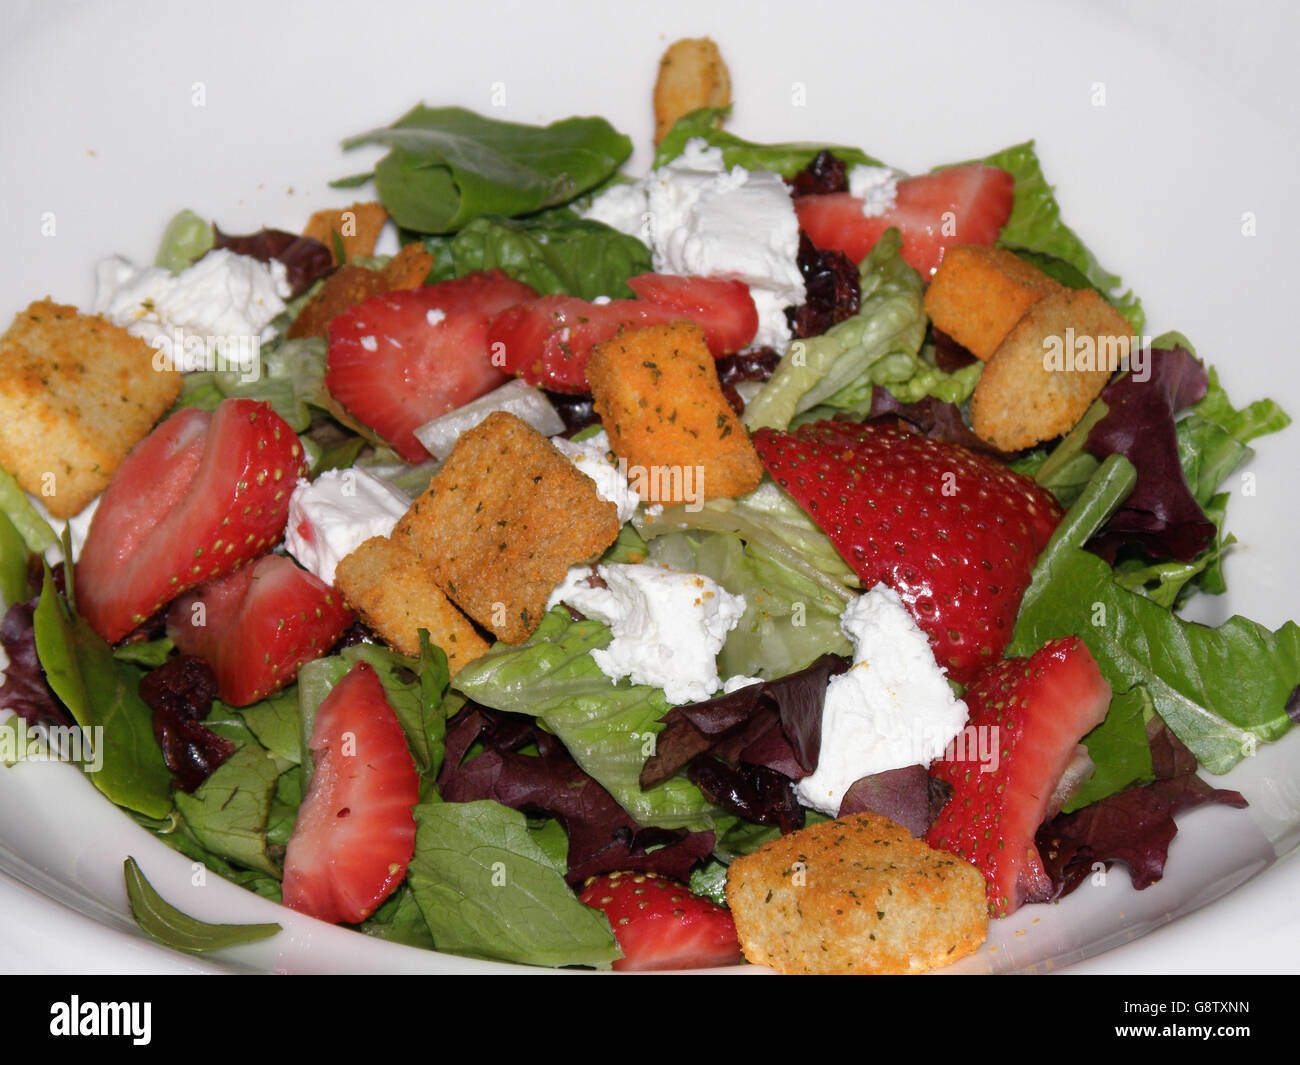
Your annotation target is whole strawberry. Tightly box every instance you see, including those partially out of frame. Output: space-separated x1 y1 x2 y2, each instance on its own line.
925 636 1111 916
753 419 1061 683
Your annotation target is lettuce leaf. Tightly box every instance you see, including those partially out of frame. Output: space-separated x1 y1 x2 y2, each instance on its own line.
422 210 652 299
452 609 721 830
974 141 1145 334
742 230 927 431
654 107 882 175
339 106 632 234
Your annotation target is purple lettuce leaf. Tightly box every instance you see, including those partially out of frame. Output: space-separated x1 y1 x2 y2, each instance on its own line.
687 756 804 834
867 387 1012 457
837 765 950 838
1083 347 1216 562
440 703 713 885
1035 718 1247 898
0 599 73 728
211 227 334 300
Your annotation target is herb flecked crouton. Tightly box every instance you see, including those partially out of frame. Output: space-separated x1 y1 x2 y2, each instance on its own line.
586 322 763 505
302 200 389 264
393 411 619 644
287 245 435 340
653 37 732 144
923 245 1067 361
725 812 988 975
0 300 182 518
970 287 1131 451
334 535 489 674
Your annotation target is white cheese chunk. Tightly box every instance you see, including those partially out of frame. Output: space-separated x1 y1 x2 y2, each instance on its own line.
284 468 410 587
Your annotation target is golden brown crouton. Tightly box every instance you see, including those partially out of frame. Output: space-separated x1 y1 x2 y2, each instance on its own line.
379 243 435 290
726 812 988 975
587 322 763 505
334 535 489 674
286 265 389 340
970 287 1131 451
0 301 182 518
654 37 731 143
924 245 1067 361
303 201 388 264
394 411 619 644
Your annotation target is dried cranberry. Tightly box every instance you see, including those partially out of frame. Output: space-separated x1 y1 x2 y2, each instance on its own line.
785 232 860 338
786 149 850 198
139 655 233 792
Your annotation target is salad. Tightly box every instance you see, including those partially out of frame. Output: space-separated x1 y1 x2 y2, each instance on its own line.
0 36 1297 975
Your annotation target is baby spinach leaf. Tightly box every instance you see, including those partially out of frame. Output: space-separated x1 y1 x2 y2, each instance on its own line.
340 106 632 234
124 857 280 953
406 800 620 968
173 744 284 877
32 569 173 818
654 106 882 174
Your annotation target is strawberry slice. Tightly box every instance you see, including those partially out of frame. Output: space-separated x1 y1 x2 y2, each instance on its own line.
796 164 1015 278
487 273 758 393
926 637 1112 916
325 270 537 462
753 419 1061 684
77 399 305 643
166 554 353 706
579 870 743 971
282 660 419 924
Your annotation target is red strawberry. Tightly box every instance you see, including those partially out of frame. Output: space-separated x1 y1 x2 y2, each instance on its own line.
487 274 758 393
796 164 1015 278
77 399 305 643
579 870 743 971
925 637 1112 916
166 554 353 706
282 660 419 925
753 420 1061 683
325 270 537 462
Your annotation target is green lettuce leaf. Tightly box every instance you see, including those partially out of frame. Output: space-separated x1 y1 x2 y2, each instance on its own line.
339 106 632 234
452 608 721 830
0 469 57 555
422 210 652 299
1011 456 1299 774
974 141 1144 333
173 744 284 878
1064 684 1155 812
654 107 882 174
742 229 927 431
124 857 280 953
0 507 32 608
406 800 621 967
153 209 214 273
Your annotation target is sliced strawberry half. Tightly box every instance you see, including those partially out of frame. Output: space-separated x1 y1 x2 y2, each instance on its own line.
325 270 537 462
282 660 419 925
487 273 758 393
77 399 305 643
926 636 1112 916
753 419 1061 684
796 164 1015 278
166 554 353 706
579 870 743 971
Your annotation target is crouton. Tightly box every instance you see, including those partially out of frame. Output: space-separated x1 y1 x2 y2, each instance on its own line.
303 201 388 264
0 301 182 518
587 322 763 505
394 411 619 644
725 812 988 975
380 243 435 290
334 535 489 673
654 37 731 144
286 265 389 339
924 245 1067 361
970 287 1131 451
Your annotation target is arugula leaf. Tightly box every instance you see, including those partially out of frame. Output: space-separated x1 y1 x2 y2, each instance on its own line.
340 106 632 234
0 469 57 554
453 609 721 830
422 211 652 299
124 857 280 953
32 569 173 818
0 507 32 608
173 744 284 877
406 800 621 968
1011 457 1300 774
654 107 882 174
